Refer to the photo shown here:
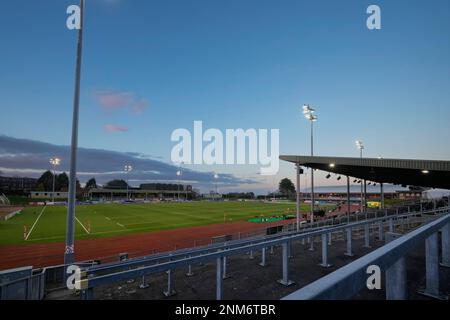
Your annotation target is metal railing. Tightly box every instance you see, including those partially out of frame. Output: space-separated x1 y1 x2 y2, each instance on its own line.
1 203 446 300
282 211 450 300
76 206 449 300
82 203 428 275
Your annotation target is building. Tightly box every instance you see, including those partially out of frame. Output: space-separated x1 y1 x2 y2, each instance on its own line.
396 190 423 200
0 176 37 192
87 187 195 201
30 191 69 200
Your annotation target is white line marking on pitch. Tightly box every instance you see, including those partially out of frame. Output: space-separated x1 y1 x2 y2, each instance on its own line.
25 206 46 240
105 217 111 221
75 216 90 234
116 223 124 227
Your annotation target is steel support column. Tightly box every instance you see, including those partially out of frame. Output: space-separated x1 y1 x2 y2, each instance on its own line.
278 242 294 286
259 247 267 267
320 233 332 267
418 232 445 299
163 269 176 297
364 223 371 248
216 257 224 300
378 220 384 241
344 227 353 257
386 257 406 300
441 222 450 267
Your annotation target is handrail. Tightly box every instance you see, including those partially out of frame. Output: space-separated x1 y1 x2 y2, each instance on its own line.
282 211 450 300
84 205 448 276
79 207 448 291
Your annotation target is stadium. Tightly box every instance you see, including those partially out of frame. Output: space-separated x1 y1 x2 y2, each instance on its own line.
1 0 450 312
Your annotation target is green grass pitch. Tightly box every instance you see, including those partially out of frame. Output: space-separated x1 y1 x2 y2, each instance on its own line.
0 201 326 246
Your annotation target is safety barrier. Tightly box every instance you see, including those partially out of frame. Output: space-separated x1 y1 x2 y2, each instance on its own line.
83 203 429 276
0 262 97 300
0 202 445 300
282 211 450 300
76 206 449 300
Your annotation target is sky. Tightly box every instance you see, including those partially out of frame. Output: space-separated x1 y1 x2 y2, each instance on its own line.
0 0 449 194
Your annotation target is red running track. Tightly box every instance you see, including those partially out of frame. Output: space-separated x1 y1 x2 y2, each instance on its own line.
0 219 294 270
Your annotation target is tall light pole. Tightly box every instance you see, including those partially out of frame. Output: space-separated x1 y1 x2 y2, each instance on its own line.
50 158 61 203
356 140 364 212
303 105 318 224
295 165 303 231
176 169 182 201
65 0 84 266
214 173 219 201
124 165 133 200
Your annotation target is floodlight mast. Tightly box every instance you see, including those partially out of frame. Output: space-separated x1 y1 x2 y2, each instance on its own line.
176 167 182 201
50 158 61 203
124 165 133 200
303 104 317 225
214 173 219 200
356 140 365 212
64 0 84 266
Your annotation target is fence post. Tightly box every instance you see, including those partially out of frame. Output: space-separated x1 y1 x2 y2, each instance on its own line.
389 218 394 233
344 227 353 257
186 263 194 277
277 242 294 286
328 233 332 246
288 241 293 258
386 257 407 300
364 223 371 248
418 232 444 299
139 275 149 289
378 220 384 241
259 247 267 267
163 269 176 297
216 257 224 300
441 222 450 267
223 256 230 279
320 233 332 268
309 236 315 251
186 255 194 277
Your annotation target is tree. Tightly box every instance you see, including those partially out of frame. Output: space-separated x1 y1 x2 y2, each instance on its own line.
85 178 97 190
36 171 54 191
105 179 129 189
279 178 296 198
56 172 69 191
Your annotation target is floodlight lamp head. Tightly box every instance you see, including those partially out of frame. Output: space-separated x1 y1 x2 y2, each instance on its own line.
50 158 61 166
355 140 364 150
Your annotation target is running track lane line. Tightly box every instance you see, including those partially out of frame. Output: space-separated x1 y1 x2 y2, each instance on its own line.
75 216 90 234
25 206 46 240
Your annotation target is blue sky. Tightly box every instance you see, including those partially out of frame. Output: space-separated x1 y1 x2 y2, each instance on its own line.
1 0 449 193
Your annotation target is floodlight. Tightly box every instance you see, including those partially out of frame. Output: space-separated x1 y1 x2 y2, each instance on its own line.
50 158 61 166
355 140 364 150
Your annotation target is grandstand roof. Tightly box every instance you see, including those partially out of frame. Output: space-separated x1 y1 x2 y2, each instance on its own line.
280 155 450 190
